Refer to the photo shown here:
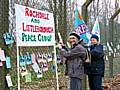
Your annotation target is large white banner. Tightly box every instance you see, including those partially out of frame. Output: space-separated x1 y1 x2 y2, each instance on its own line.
15 4 55 46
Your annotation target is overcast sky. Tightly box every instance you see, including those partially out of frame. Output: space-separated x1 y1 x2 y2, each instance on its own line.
76 0 120 23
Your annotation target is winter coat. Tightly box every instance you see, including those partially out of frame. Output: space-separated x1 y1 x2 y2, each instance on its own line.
84 44 105 77
60 43 86 79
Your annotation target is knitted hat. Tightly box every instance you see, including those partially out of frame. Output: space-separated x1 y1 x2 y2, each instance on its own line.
91 34 99 41
69 32 80 40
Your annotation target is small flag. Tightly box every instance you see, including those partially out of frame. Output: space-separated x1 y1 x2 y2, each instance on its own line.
74 7 91 44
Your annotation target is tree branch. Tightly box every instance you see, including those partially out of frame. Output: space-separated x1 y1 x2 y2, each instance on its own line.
82 0 94 24
110 8 120 20
83 0 94 8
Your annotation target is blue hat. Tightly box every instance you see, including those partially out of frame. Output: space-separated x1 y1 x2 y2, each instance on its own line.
69 32 80 40
91 34 99 41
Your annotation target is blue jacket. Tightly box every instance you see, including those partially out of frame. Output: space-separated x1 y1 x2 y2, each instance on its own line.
85 44 105 77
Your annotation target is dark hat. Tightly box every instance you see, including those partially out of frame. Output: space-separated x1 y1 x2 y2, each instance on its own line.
91 34 99 41
69 32 80 40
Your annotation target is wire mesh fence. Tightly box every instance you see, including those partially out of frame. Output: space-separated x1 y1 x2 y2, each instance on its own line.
0 0 120 90
0 0 68 90
100 20 120 83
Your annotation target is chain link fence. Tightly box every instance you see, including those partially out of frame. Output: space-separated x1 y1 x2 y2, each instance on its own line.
0 0 120 90
0 0 69 90
100 20 120 79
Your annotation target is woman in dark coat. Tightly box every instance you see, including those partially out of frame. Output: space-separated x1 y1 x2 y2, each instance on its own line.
85 34 105 90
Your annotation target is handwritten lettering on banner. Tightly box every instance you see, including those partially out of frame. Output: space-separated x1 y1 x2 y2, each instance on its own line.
15 4 55 46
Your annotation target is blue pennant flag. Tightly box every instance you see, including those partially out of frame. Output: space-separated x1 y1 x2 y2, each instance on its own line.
74 7 91 44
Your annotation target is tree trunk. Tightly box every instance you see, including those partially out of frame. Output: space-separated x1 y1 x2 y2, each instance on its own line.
0 0 9 90
63 0 67 42
53 0 57 32
82 1 93 90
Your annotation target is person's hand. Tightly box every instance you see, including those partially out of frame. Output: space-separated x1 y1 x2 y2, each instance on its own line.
59 41 64 46
56 43 62 49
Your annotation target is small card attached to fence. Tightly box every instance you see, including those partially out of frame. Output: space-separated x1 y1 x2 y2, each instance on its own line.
42 63 48 72
0 49 6 61
32 63 40 73
51 64 56 73
37 69 43 78
25 72 31 82
19 56 26 66
57 55 61 64
47 54 52 62
3 33 14 45
6 75 13 87
20 66 28 76
31 53 36 64
25 55 32 65
6 57 11 68
37 53 43 63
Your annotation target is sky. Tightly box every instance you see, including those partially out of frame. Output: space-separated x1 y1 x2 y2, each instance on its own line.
77 0 120 23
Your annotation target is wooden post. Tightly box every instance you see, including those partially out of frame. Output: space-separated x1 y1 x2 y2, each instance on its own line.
82 0 94 90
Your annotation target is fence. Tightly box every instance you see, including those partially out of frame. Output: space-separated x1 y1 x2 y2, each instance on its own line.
100 20 120 80
0 0 68 90
0 0 120 90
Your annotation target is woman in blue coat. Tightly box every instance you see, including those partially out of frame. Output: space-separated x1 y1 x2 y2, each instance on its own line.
85 34 105 90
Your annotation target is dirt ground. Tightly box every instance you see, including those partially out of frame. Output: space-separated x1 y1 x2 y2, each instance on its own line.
103 74 120 90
